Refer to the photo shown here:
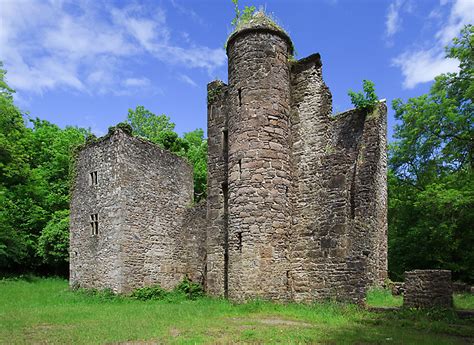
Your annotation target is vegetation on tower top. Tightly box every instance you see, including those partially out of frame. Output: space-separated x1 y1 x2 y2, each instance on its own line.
226 1 294 54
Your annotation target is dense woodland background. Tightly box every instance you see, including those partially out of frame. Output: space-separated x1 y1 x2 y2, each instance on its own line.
0 25 472 284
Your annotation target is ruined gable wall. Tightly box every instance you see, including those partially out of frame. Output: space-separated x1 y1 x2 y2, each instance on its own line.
289 55 335 301
118 133 194 292
206 81 229 297
290 56 387 302
70 131 127 292
332 104 388 287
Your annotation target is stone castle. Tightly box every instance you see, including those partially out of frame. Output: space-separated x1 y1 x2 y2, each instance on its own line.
70 16 387 303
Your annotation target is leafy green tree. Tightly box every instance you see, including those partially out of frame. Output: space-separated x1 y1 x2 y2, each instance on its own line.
126 105 208 200
183 129 208 201
0 63 88 273
37 209 70 274
388 25 473 282
127 105 188 156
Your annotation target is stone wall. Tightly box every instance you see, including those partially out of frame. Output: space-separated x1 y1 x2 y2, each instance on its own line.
70 130 127 292
70 128 204 293
404 270 453 308
72 16 388 304
289 52 388 303
204 23 388 304
226 27 293 301
206 80 229 296
289 54 333 302
182 201 208 286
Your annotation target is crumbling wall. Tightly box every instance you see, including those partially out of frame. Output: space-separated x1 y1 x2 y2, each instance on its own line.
118 132 194 292
206 81 229 297
70 131 127 292
182 201 208 286
289 54 387 303
404 270 453 308
289 54 333 302
70 128 197 293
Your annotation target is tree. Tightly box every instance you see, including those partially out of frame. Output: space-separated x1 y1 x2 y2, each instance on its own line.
37 209 70 274
127 105 188 155
183 129 208 201
126 105 208 200
0 63 88 273
388 25 473 283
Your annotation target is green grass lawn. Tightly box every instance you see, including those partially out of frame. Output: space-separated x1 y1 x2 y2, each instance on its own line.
0 278 473 344
367 287 474 310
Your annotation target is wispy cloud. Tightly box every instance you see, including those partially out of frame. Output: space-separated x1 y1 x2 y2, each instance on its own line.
435 0 474 45
392 49 458 89
392 0 473 89
123 78 151 88
170 0 206 26
0 1 225 96
386 0 403 37
178 74 197 87
385 0 417 41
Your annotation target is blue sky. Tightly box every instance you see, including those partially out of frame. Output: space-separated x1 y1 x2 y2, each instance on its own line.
1 0 472 139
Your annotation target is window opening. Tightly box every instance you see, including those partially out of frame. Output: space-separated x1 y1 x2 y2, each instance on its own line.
222 129 228 156
89 171 98 185
90 214 99 235
238 88 242 106
237 231 242 252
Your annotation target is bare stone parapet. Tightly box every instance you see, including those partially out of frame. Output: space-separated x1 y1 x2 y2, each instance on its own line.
404 270 453 309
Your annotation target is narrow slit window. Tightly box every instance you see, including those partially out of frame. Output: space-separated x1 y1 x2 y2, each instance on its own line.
90 214 99 235
238 88 242 106
222 129 228 156
89 171 98 185
237 232 242 252
238 159 242 179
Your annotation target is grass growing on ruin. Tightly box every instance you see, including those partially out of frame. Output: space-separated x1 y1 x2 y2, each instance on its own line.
0 277 473 344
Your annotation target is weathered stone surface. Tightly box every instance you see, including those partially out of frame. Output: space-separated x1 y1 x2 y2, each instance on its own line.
404 270 453 308
71 18 388 304
70 129 206 293
205 23 388 304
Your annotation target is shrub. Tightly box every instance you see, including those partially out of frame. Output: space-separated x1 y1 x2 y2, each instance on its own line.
348 80 379 111
174 276 204 300
130 285 167 301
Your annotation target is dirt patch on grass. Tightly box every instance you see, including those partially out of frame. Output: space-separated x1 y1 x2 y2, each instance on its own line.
169 327 181 337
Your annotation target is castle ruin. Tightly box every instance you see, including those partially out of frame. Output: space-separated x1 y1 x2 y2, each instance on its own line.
70 15 387 303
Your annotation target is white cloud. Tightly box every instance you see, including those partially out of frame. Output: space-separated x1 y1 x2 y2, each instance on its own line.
392 49 458 89
392 0 471 89
0 1 225 96
435 0 474 45
123 78 151 87
386 0 403 37
178 74 197 87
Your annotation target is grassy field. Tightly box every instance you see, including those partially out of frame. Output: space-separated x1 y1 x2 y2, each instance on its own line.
0 278 473 344
367 287 474 310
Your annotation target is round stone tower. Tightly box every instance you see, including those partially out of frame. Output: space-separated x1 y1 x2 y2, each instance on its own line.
226 13 293 301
